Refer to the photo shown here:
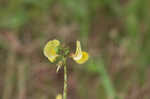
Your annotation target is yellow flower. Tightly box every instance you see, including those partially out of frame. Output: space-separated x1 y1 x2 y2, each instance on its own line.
43 39 60 62
56 94 62 99
72 40 89 64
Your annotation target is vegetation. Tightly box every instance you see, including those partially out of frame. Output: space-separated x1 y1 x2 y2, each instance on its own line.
0 0 150 99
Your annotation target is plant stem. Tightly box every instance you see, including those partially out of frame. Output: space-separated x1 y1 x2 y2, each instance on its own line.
63 58 67 99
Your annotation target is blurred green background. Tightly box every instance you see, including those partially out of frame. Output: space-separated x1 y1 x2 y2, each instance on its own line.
0 0 150 99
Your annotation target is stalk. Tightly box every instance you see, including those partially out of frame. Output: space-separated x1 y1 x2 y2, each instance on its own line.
63 58 67 99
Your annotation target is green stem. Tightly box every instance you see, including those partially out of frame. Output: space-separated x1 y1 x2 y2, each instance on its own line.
63 58 67 99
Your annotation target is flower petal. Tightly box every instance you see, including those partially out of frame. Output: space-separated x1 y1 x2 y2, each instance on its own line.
56 94 62 99
72 40 82 60
43 39 60 62
75 51 89 64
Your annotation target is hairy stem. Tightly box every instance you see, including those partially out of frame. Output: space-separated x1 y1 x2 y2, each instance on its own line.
63 58 67 99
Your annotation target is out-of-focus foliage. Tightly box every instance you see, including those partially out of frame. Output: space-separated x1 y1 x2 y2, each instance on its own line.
0 0 150 99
